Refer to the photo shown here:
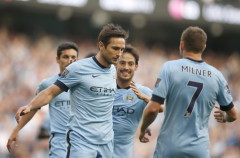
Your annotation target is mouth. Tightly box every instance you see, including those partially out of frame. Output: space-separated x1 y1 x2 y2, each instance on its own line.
120 70 130 76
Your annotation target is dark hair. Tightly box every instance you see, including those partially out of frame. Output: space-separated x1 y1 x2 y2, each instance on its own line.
181 26 207 53
57 42 79 57
123 45 139 65
98 23 129 47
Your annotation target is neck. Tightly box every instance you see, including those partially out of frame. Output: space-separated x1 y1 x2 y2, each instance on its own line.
96 53 111 68
183 51 202 61
117 79 131 89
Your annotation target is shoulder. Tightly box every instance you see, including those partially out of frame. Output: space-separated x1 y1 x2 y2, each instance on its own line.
203 62 225 79
38 75 58 91
135 83 152 94
66 58 93 71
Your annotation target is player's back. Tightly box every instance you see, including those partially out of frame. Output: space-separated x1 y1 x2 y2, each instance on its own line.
154 58 231 158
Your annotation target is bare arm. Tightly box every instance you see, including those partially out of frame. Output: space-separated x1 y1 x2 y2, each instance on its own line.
7 110 37 152
15 84 63 122
139 101 164 143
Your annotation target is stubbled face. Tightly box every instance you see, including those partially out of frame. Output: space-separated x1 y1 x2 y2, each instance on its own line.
116 52 138 82
57 49 78 73
100 37 125 65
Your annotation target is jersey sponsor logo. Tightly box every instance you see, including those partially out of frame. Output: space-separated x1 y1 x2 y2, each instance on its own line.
113 106 135 116
155 78 161 88
90 86 115 96
61 69 69 78
55 100 70 108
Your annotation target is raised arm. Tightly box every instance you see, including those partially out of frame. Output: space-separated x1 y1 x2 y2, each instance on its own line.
15 84 63 122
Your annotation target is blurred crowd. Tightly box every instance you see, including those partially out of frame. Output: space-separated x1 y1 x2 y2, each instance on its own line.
0 27 239 158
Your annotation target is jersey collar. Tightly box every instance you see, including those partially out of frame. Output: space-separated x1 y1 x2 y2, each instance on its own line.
92 56 108 69
185 57 203 63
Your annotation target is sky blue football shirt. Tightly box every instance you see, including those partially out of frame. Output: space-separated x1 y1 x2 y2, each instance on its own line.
152 58 234 158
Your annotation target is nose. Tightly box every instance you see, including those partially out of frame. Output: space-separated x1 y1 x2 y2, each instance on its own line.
116 50 122 58
123 63 129 70
69 58 76 64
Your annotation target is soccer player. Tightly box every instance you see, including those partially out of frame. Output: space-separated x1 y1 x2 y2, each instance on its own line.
15 23 128 158
139 26 237 158
7 42 79 158
113 45 152 158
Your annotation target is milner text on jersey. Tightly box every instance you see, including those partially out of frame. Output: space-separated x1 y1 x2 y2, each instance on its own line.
182 66 212 77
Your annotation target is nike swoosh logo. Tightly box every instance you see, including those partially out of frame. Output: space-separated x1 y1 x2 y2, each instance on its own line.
92 75 100 78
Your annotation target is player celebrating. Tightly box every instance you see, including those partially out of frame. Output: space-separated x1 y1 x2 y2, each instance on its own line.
113 45 152 158
139 26 237 158
7 42 79 158
15 23 128 158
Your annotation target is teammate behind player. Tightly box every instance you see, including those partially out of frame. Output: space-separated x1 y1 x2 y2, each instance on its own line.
113 45 152 158
139 26 237 158
15 23 128 158
7 42 79 158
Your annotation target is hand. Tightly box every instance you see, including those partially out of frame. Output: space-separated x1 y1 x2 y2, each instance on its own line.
7 130 19 153
130 82 149 102
214 106 227 123
139 128 151 143
15 106 31 123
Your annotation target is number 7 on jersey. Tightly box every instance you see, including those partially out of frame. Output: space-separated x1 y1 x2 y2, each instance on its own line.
184 81 203 117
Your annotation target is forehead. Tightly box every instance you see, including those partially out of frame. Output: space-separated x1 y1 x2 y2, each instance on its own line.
60 49 78 56
119 53 135 62
108 37 125 46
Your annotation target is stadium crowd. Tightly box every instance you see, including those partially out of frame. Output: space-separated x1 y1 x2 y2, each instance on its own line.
0 27 240 158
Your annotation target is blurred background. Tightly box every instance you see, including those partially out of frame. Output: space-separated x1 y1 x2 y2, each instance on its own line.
0 0 240 157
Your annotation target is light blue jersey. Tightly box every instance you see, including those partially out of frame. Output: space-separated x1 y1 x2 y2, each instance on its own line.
113 84 152 158
152 58 234 158
38 74 70 158
55 57 116 157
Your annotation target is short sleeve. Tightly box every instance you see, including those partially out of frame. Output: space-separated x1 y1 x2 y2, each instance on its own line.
36 80 47 95
152 63 170 100
55 62 80 91
217 73 233 110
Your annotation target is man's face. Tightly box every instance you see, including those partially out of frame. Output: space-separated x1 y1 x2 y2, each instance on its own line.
116 52 138 81
57 49 78 72
100 37 125 65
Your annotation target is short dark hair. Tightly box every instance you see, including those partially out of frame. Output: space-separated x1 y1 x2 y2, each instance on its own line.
57 42 79 57
98 23 129 47
181 26 207 53
123 45 139 65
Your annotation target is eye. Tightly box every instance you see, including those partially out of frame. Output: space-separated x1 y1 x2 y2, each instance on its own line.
129 62 134 66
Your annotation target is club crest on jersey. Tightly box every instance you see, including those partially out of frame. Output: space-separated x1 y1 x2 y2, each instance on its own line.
125 93 135 102
155 78 161 88
61 69 69 78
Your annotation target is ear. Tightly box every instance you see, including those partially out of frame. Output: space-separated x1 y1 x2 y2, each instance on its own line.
135 64 138 71
180 41 184 50
202 44 206 51
98 41 105 50
56 56 60 63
